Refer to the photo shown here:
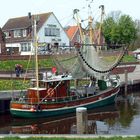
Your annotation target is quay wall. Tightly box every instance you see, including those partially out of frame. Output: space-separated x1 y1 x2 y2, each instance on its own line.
0 90 23 113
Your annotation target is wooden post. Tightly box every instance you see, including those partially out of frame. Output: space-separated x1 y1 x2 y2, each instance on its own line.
74 79 78 88
124 69 128 97
76 107 88 134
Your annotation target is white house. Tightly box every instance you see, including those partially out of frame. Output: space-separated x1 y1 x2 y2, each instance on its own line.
2 12 69 55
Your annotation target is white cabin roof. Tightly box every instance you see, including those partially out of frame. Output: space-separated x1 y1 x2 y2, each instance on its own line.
29 87 46 90
42 75 73 82
31 75 73 83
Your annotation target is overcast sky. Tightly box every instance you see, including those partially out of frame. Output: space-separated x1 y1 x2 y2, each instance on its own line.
0 0 139 27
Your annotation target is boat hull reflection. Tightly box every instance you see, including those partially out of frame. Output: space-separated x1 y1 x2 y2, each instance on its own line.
11 105 119 134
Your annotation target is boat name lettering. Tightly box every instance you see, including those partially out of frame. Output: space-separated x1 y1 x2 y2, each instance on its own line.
22 105 31 109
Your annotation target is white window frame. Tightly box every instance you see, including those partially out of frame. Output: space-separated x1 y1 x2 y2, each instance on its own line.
21 43 31 52
44 27 60 37
22 29 27 37
14 29 22 38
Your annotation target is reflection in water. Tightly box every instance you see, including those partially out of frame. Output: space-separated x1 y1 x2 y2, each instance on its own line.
0 105 119 134
0 92 140 135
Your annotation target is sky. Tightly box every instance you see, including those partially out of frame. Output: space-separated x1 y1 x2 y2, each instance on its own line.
0 0 140 27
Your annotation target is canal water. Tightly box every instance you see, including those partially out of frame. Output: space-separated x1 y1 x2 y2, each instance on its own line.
0 91 140 135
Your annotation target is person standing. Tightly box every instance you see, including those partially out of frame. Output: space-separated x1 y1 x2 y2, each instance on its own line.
15 64 21 77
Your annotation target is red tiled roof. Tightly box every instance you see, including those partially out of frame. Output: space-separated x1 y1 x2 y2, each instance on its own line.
65 26 79 40
2 12 53 31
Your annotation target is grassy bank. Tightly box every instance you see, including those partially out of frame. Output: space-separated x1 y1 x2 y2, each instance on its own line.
0 79 30 91
0 58 55 71
0 55 137 71
0 54 137 91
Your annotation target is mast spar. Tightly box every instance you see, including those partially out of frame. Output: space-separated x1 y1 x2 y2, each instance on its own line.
34 17 39 89
98 5 105 48
73 9 84 43
33 15 40 101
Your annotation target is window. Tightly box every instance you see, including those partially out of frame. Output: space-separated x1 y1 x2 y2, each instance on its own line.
21 43 31 52
4 32 11 38
14 30 22 38
55 28 60 37
22 29 27 37
44 28 60 37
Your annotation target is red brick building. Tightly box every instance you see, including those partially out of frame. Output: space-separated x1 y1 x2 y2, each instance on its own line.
65 26 81 46
0 28 6 55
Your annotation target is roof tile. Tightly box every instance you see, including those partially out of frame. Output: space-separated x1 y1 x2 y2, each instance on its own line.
65 26 78 40
2 12 53 31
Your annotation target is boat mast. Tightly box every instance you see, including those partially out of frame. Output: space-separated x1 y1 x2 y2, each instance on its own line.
33 15 40 100
34 17 39 89
88 3 94 44
89 15 94 44
98 5 105 46
73 9 84 43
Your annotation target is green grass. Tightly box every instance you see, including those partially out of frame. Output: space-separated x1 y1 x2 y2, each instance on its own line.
122 55 137 62
0 79 30 91
0 55 137 71
0 58 55 71
0 55 137 91
104 55 137 63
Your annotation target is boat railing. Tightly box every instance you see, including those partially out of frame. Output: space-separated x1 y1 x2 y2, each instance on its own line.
11 85 99 104
11 93 89 104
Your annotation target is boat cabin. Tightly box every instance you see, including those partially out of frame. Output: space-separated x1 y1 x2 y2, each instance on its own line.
28 74 73 103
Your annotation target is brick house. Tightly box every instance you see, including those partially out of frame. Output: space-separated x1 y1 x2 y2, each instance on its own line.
2 12 69 55
0 28 6 55
65 25 105 47
65 26 81 46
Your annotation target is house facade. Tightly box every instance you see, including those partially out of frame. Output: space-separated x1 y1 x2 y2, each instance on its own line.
65 26 105 47
65 26 81 46
0 28 6 55
2 12 69 55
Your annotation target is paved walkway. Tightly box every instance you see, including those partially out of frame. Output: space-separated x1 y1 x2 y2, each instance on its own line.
0 64 140 84
118 64 140 84
0 72 32 79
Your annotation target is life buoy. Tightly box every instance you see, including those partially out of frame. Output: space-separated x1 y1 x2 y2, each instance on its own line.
47 88 54 97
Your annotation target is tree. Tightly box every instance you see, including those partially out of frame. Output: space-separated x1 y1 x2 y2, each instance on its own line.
118 15 137 45
102 12 137 47
131 20 140 50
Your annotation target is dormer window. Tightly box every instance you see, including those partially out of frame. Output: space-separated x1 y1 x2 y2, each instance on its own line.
14 29 22 38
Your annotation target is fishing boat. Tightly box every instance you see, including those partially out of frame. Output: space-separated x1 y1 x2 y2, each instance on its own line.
10 4 124 118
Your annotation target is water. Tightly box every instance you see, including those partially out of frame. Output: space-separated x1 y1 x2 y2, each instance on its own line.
0 92 140 135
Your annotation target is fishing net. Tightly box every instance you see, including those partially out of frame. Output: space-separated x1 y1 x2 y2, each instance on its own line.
50 5 126 80
51 41 125 79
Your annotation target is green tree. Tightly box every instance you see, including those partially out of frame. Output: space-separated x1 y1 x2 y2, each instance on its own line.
132 20 140 50
119 15 137 44
102 17 116 45
102 12 137 46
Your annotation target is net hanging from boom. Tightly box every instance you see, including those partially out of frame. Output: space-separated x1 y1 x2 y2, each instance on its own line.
51 5 126 79
52 42 126 79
